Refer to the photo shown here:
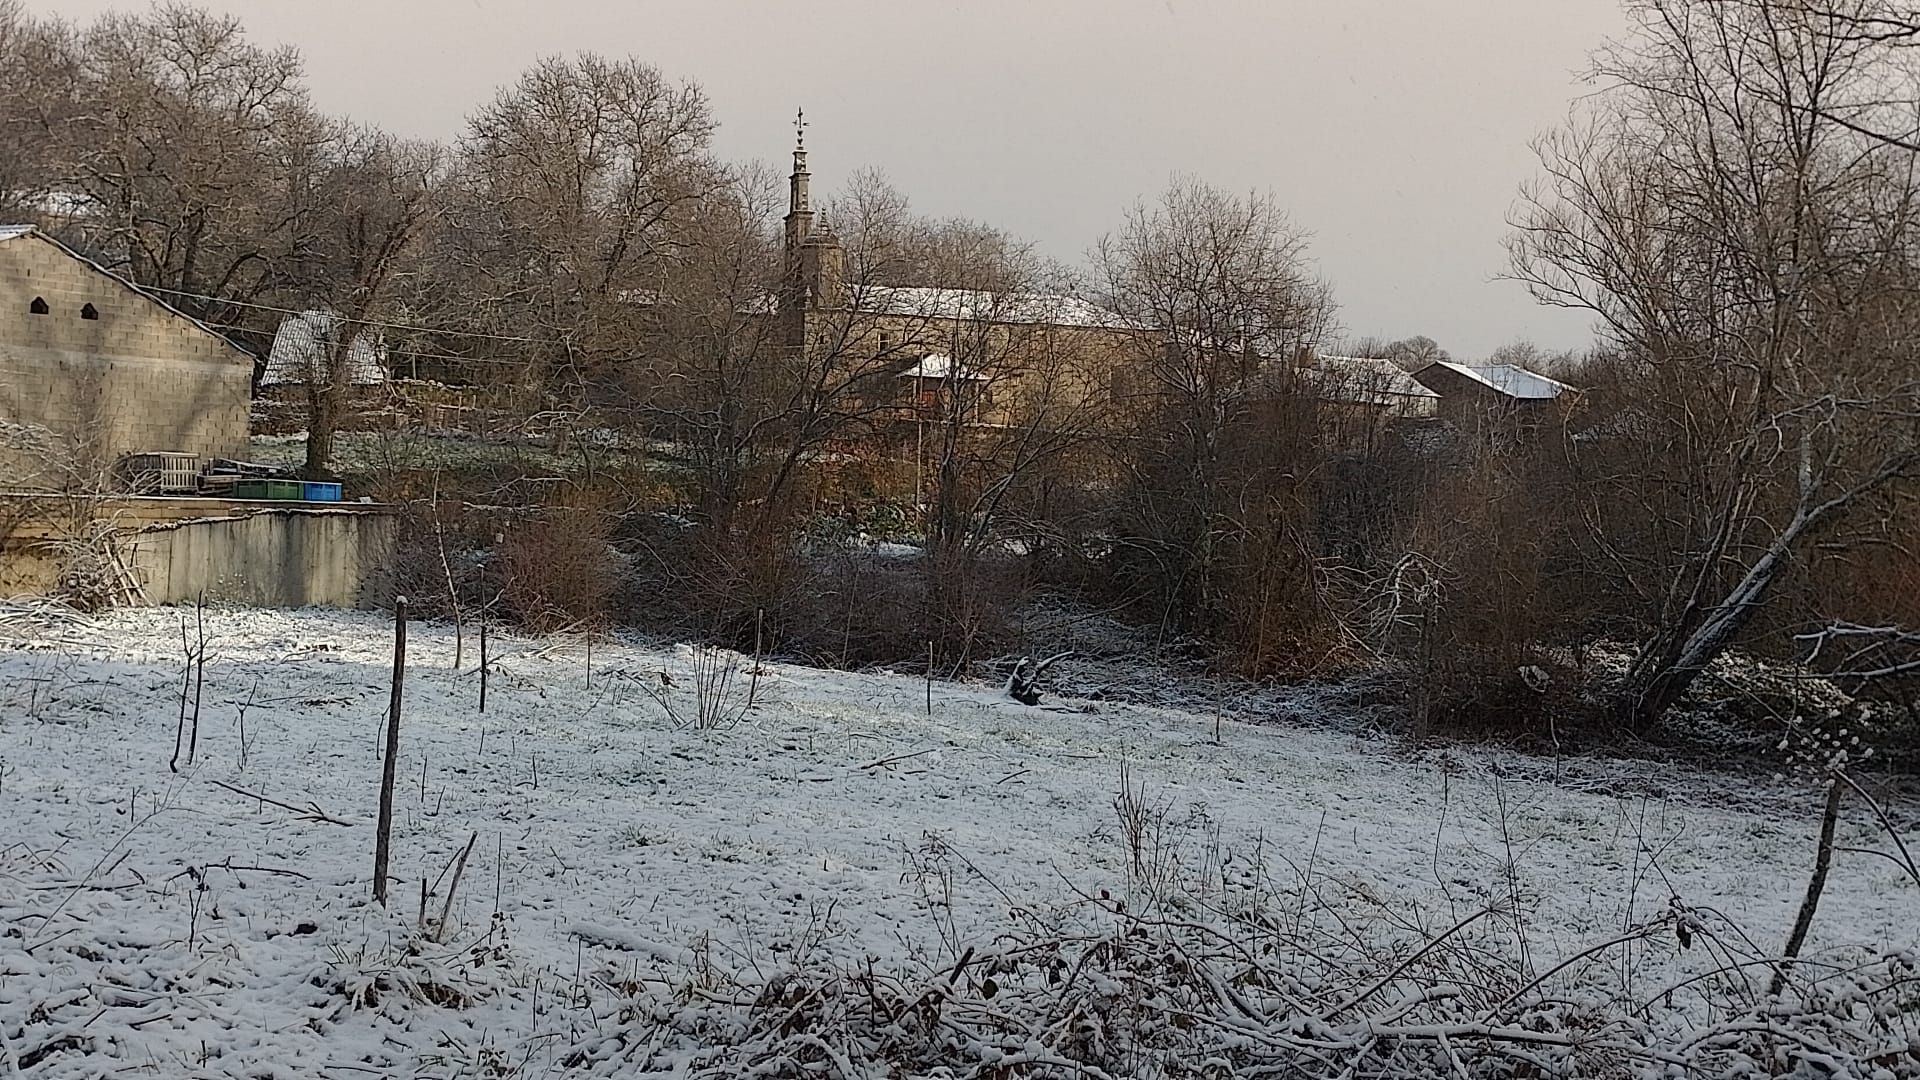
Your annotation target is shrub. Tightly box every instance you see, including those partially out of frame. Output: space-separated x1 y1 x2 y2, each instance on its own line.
497 505 616 634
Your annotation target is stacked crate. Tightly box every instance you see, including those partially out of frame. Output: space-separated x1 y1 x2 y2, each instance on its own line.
121 452 202 495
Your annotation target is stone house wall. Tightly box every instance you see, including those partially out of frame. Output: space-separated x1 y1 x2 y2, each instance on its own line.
0 230 253 487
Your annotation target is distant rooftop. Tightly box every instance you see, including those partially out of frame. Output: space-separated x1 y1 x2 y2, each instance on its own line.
1415 360 1575 400
1308 355 1440 402
261 310 388 387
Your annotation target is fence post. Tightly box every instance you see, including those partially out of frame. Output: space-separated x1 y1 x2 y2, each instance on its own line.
373 596 408 905
479 608 489 714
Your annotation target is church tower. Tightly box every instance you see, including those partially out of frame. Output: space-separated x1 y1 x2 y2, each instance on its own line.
782 109 844 346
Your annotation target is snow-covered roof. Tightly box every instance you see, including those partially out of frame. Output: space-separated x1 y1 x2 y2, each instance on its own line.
261 310 388 387
1306 355 1440 406
0 224 37 243
7 191 96 220
898 353 988 381
853 285 1135 329
1417 361 1574 400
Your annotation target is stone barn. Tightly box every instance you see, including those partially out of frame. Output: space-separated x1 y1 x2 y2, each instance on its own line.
0 224 253 487
0 225 396 609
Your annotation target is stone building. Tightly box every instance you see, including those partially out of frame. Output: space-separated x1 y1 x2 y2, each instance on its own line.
0 224 253 487
773 121 1149 434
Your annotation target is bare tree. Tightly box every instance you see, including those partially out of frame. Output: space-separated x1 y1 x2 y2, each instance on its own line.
0 2 78 223
1510 0 1920 732
1386 335 1450 370
435 52 718 411
49 4 322 326
297 130 443 478
1097 176 1338 644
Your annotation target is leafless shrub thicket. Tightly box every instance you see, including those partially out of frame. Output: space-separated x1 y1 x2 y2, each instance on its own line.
0 414 142 610
549 780 1920 1079
496 503 618 636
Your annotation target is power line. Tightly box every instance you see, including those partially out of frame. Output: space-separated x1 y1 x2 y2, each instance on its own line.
197 322 546 370
194 319 660 372
138 285 552 345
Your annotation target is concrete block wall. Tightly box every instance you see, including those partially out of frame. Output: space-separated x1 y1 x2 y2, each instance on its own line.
127 510 397 608
0 496 396 608
0 233 253 486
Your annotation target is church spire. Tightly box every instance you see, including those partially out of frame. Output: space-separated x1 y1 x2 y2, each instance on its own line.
789 107 810 217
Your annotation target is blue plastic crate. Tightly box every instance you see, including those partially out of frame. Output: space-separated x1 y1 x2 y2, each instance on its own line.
301 481 342 502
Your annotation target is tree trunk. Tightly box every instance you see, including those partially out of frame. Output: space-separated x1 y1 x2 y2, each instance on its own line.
302 406 336 481
1613 511 1814 734
1771 776 1845 995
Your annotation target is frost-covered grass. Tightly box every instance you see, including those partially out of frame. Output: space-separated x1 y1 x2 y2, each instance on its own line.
0 607 1915 1077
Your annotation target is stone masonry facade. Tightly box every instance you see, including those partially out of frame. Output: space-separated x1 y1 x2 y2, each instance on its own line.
0 228 253 488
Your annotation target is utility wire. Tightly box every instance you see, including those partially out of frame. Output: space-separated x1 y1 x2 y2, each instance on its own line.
137 285 552 345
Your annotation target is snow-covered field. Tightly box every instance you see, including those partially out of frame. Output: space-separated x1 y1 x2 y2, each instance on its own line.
1 607 1914 1077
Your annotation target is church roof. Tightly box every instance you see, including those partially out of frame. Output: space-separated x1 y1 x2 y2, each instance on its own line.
852 285 1135 329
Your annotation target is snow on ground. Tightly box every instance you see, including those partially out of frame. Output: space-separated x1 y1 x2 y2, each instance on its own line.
0 607 1914 1076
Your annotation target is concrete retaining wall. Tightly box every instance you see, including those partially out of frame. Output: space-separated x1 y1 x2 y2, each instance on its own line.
0 496 395 608
127 511 396 608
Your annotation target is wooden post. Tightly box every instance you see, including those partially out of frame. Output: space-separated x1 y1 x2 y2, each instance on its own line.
188 592 207 766
373 596 408 905
479 613 489 714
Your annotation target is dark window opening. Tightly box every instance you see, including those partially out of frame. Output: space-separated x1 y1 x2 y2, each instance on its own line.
29 296 48 315
80 303 98 320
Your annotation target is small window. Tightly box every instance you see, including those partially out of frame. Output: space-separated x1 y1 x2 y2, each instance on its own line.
29 296 48 315
80 303 98 320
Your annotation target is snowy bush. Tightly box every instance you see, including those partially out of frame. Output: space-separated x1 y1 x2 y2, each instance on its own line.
541 800 1920 1079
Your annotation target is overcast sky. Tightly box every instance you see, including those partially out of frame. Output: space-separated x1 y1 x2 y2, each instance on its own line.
42 0 1628 359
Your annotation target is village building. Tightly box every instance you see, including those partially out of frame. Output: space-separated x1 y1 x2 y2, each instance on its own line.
772 123 1150 435
1410 360 1575 414
260 310 390 390
0 224 253 487
1410 359 1578 435
1298 355 1441 419
0 224 394 607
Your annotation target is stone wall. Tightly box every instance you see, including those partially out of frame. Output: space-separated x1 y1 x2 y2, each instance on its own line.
0 232 253 486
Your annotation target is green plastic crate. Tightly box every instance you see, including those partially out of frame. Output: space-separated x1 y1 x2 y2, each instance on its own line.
233 480 303 500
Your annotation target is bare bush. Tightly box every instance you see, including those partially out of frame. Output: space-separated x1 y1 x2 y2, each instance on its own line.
558 825 1920 1079
496 506 616 635
634 644 760 732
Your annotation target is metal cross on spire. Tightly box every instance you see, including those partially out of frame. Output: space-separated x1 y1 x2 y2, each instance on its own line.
795 107 807 151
